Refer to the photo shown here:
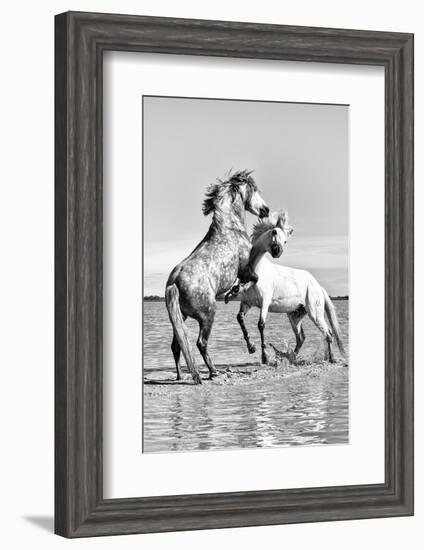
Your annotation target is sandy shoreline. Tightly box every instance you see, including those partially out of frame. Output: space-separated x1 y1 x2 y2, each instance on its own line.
144 353 348 398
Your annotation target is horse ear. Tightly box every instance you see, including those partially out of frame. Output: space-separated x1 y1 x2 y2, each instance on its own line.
277 211 288 229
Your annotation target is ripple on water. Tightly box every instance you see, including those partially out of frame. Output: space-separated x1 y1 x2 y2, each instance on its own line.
143 301 349 453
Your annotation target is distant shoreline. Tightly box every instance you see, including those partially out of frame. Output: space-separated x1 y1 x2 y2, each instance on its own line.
143 295 349 302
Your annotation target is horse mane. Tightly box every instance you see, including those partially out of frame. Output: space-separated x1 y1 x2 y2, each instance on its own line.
202 169 256 216
251 210 290 242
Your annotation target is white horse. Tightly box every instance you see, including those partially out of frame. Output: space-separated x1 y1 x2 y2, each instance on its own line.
229 212 346 364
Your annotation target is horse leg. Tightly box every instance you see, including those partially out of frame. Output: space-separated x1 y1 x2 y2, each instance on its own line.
326 331 335 363
258 302 271 365
197 313 219 380
171 312 187 380
237 302 256 354
287 308 307 355
305 289 336 362
318 319 334 363
323 328 335 363
171 333 183 380
307 308 335 362
224 278 240 303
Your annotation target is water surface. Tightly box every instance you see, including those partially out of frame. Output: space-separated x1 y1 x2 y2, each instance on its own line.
143 300 349 453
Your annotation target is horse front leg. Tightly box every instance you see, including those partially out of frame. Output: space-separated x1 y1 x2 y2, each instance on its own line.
237 302 256 354
224 279 240 303
258 303 271 365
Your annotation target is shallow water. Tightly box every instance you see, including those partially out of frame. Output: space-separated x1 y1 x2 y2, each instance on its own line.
143 300 349 453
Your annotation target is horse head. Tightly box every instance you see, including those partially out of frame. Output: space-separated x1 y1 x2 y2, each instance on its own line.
251 210 293 258
202 170 269 220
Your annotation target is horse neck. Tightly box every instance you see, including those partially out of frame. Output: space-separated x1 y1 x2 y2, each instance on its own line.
249 237 269 272
210 200 247 237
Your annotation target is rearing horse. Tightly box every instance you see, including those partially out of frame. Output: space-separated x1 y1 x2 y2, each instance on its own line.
165 170 269 384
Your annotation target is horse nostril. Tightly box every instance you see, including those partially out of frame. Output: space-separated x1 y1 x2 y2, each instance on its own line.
272 229 277 236
259 206 269 218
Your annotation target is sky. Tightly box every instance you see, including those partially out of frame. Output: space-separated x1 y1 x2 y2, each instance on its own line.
143 96 348 297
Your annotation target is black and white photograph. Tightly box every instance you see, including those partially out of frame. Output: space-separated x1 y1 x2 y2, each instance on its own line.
142 96 349 453
0 0 417 545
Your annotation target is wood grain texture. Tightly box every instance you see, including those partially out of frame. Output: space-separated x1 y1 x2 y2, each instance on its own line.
54 11 414 538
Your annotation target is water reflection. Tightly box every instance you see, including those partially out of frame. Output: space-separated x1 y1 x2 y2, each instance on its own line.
144 370 348 452
143 301 349 453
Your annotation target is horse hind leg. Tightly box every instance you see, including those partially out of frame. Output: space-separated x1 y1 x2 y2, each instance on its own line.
171 333 183 380
305 290 336 362
237 303 256 354
287 308 307 355
324 330 335 363
315 320 335 363
300 326 306 350
197 314 219 380
308 310 335 363
318 317 335 363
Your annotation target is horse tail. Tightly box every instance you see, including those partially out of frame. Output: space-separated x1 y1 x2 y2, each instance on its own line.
165 284 202 384
322 288 346 358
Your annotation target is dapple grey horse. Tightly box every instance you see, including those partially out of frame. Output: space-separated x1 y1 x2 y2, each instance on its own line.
165 170 269 384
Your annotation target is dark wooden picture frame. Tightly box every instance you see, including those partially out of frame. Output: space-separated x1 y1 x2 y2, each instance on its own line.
55 11 414 538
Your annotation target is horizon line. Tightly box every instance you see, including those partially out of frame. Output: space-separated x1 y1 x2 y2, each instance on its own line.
143 294 349 301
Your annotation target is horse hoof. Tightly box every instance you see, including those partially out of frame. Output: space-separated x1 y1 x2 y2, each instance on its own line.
192 374 202 385
209 370 219 379
248 345 256 354
261 355 269 365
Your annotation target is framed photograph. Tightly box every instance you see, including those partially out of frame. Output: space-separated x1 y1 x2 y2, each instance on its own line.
55 11 414 537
